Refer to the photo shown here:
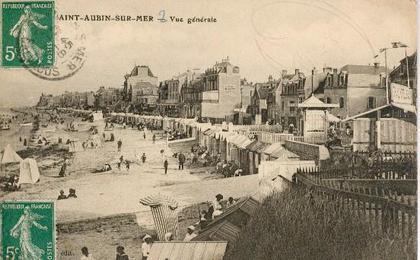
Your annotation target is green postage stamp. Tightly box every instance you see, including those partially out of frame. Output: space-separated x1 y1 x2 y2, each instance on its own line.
1 201 55 260
2 1 54 67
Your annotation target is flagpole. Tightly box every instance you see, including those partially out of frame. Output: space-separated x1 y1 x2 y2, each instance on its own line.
405 48 410 89
384 48 389 104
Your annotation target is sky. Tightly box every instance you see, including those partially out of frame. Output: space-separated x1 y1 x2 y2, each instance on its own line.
0 0 417 107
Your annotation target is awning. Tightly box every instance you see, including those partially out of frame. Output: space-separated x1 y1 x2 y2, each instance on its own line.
342 102 416 122
326 113 340 122
263 143 300 159
203 129 216 136
246 140 269 153
227 134 252 149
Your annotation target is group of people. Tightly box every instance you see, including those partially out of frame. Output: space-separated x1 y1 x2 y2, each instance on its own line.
216 159 242 177
1 175 20 191
76 195 236 259
79 233 155 260
57 188 77 200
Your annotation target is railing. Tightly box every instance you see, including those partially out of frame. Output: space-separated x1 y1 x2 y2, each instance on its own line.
299 158 417 180
295 172 417 238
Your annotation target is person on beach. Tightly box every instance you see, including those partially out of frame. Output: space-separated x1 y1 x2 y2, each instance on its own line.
57 190 67 200
125 160 130 172
178 152 185 170
117 139 122 152
141 234 153 260
152 134 156 144
227 197 235 207
183 226 197 241
141 153 147 163
213 194 224 218
80 247 95 260
59 159 68 177
68 188 77 198
143 132 146 139
116 245 129 260
163 159 168 174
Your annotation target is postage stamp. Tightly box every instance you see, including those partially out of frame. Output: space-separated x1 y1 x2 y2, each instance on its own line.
1 201 55 260
1 1 54 67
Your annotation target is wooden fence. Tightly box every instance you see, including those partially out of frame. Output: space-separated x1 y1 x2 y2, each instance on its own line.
295 172 417 238
322 151 417 179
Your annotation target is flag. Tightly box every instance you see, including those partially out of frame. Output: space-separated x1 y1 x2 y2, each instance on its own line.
391 41 408 48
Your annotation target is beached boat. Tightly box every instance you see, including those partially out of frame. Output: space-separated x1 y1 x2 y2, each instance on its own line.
20 122 33 126
1 125 10 130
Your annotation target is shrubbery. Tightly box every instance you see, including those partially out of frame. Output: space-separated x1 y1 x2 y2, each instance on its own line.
226 187 416 260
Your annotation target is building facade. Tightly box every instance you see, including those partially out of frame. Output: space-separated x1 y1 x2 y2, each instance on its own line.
279 69 306 129
323 64 387 119
389 51 417 102
124 65 159 112
200 57 241 123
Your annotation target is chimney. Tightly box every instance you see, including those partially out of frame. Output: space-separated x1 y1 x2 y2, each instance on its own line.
295 69 299 75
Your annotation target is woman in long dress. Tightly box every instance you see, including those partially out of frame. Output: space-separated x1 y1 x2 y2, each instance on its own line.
10 206 48 259
9 6 48 65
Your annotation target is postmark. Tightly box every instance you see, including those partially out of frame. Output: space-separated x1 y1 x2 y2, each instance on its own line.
26 20 87 80
2 1 54 67
1 201 55 260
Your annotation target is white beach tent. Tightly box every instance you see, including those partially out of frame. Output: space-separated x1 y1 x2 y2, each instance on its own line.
1 144 23 164
91 112 104 121
18 158 40 184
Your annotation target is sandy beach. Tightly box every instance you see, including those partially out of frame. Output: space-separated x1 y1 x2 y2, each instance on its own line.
1 111 258 259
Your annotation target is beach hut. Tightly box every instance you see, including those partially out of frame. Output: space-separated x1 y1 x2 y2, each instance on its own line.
205 196 260 230
139 194 179 241
192 220 241 247
18 158 40 184
147 241 227 260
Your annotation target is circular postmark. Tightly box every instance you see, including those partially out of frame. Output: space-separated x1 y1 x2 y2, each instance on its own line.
26 20 87 80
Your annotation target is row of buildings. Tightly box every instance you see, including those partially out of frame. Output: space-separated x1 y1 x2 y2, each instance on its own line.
37 53 416 131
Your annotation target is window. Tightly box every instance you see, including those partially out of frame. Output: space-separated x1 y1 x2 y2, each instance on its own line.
339 97 344 108
281 101 285 110
326 97 331 104
368 97 376 109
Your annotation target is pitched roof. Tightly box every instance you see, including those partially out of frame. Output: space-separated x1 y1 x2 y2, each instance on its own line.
341 64 386 75
263 143 300 160
304 72 327 98
192 220 241 246
139 194 179 208
130 65 155 77
246 140 269 153
205 197 260 229
298 95 339 108
148 241 227 260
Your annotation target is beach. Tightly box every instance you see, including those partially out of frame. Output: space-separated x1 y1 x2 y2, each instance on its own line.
0 109 258 259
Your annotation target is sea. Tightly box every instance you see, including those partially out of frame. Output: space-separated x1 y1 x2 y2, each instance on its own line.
0 107 34 152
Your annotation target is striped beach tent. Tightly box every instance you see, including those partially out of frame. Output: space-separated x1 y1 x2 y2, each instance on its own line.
140 194 179 240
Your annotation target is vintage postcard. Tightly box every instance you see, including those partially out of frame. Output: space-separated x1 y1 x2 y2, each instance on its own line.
0 0 417 259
